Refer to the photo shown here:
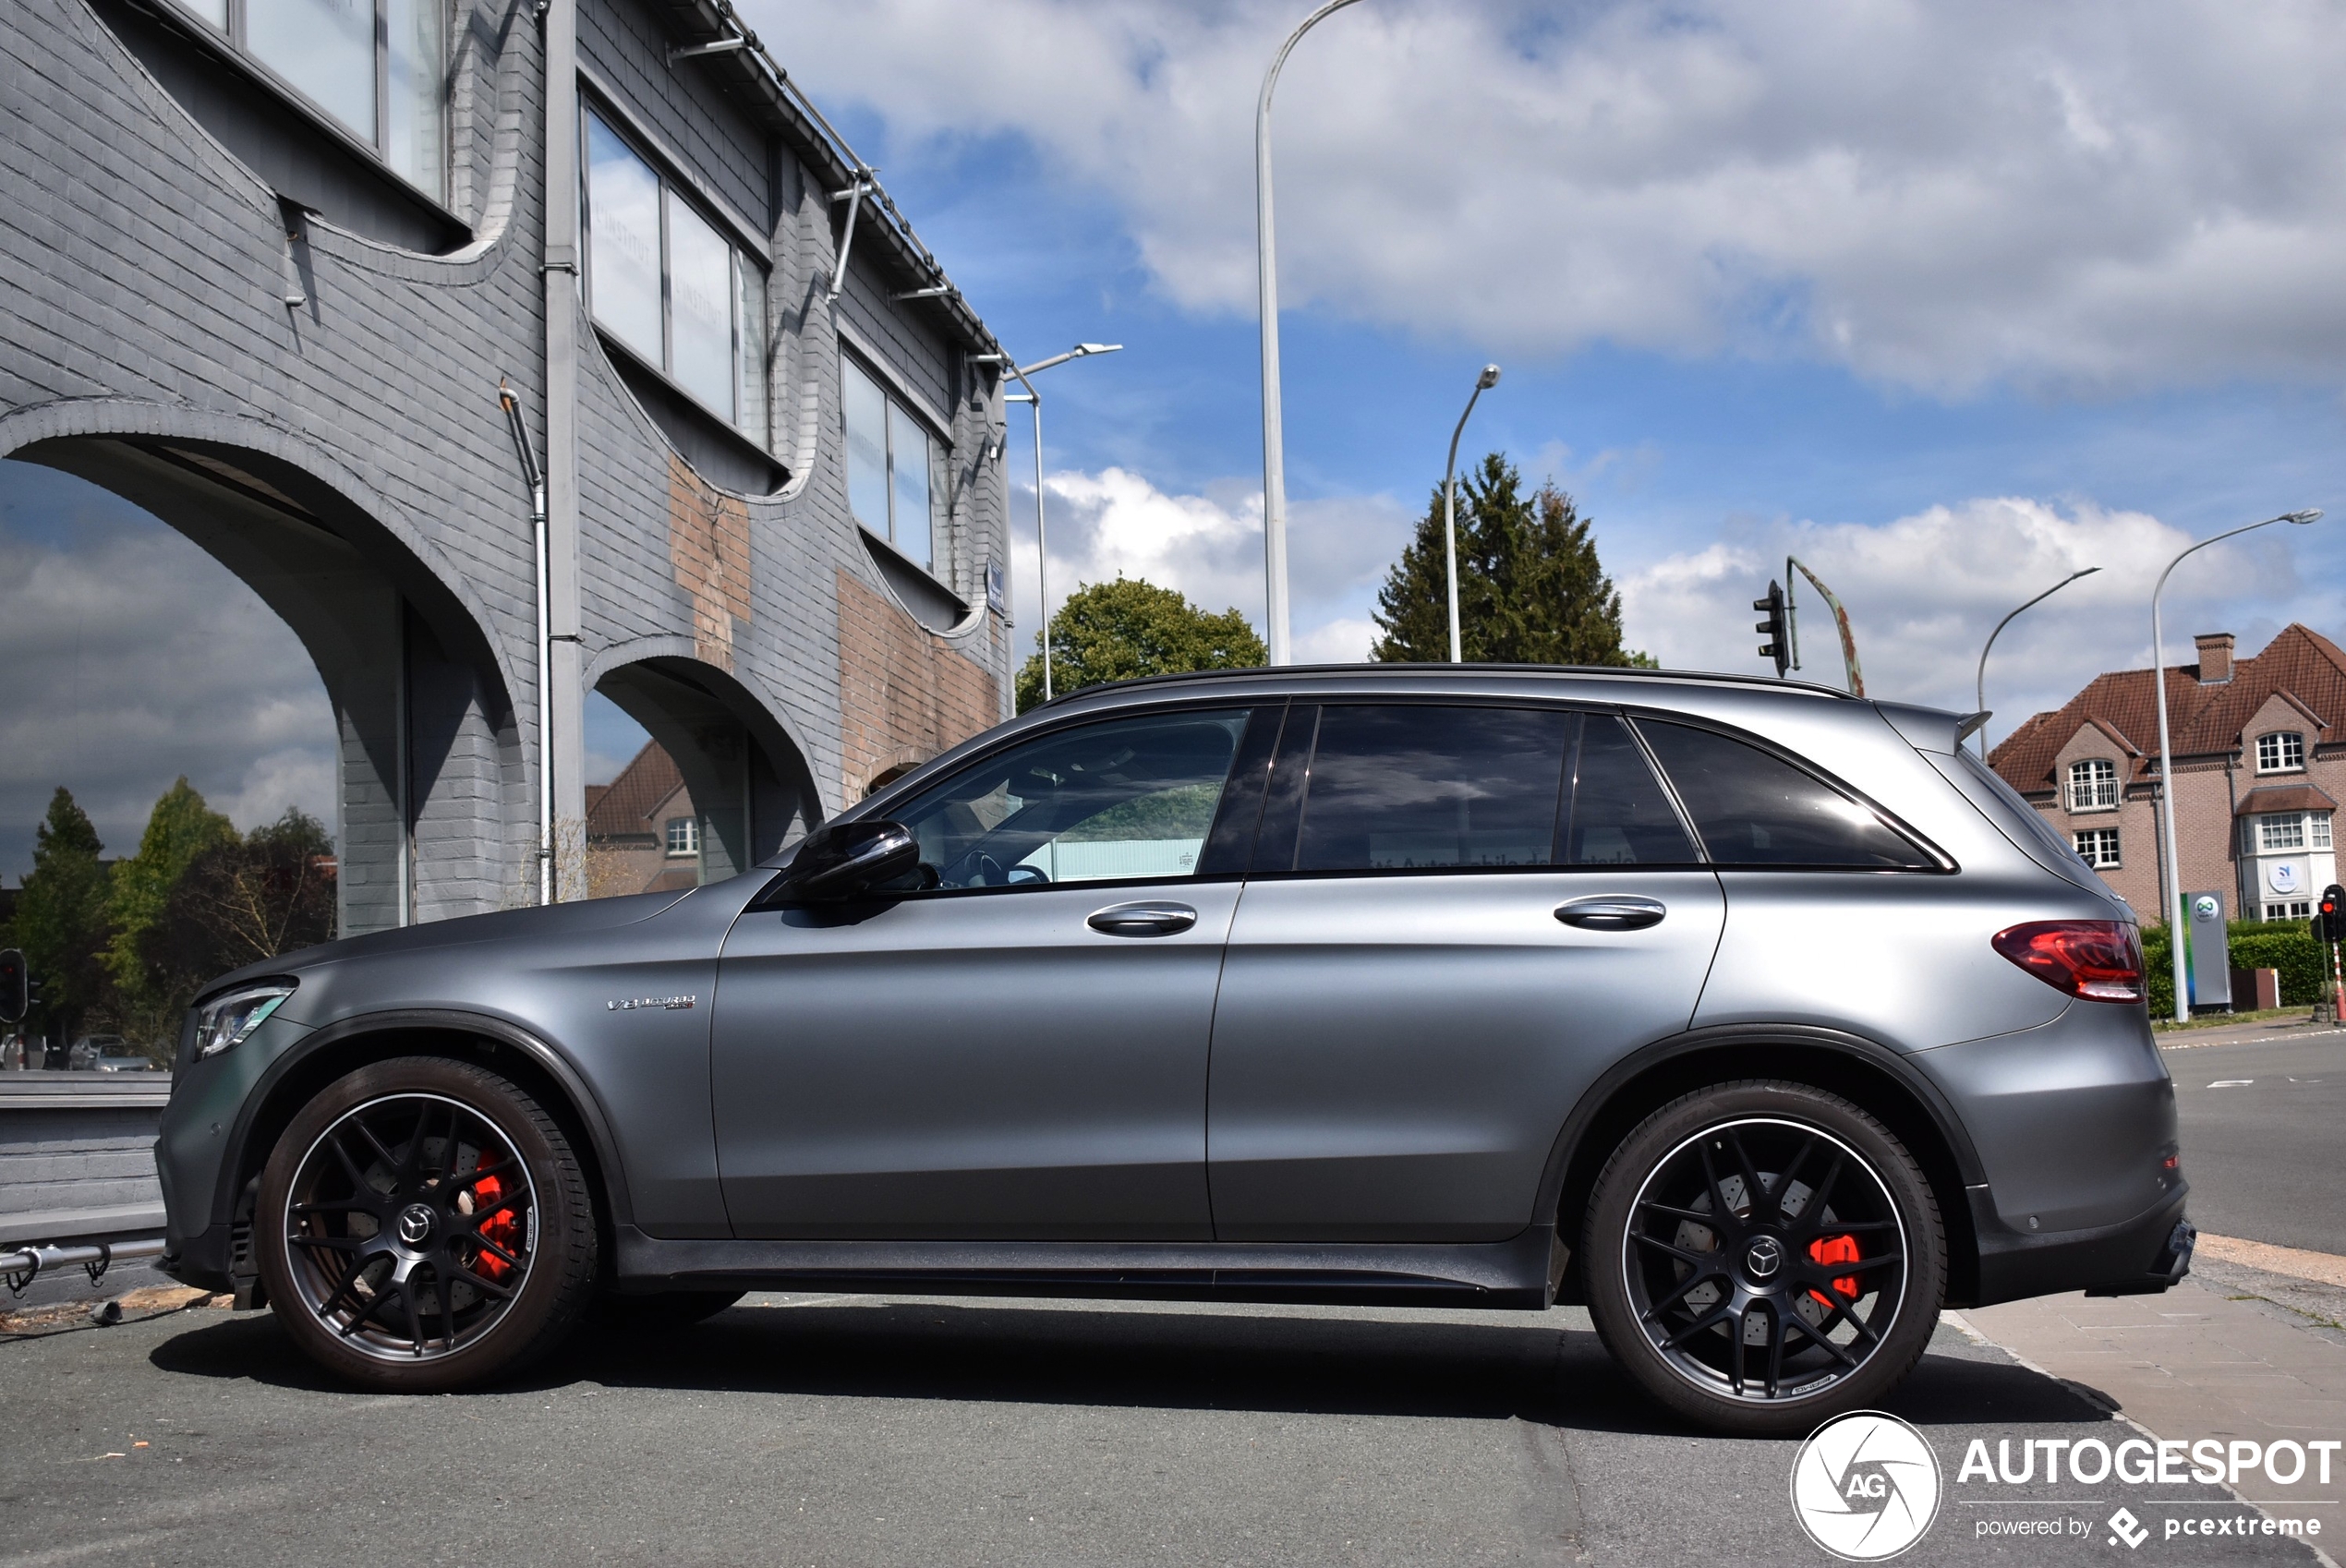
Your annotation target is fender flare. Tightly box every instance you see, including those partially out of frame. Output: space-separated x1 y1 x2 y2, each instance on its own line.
1533 1022 1990 1231
212 1007 635 1231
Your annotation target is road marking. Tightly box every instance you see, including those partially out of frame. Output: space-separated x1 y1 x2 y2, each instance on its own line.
2207 1079 2255 1087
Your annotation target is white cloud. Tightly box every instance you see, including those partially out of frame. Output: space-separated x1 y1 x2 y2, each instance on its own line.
1619 496 2342 739
765 0 2346 392
1006 465 1413 663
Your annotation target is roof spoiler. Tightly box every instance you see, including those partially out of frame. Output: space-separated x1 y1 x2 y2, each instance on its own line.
1878 703 1989 755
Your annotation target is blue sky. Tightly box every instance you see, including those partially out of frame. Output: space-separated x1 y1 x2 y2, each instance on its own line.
13 0 2346 876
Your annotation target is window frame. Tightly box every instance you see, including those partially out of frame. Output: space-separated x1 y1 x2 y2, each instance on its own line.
2072 826 2122 868
2256 812 2311 853
158 0 453 207
2065 757 2121 813
2255 731 2307 774
840 352 949 578
664 816 700 859
581 103 771 447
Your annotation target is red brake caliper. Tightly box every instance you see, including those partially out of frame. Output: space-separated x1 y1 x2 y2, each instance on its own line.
1808 1234 1860 1308
470 1153 521 1281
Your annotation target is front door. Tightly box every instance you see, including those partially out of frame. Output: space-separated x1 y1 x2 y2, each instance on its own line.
1207 704 1727 1241
713 705 1264 1240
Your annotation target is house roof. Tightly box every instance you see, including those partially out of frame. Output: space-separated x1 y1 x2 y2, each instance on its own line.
585 743 691 840
2233 783 2339 817
1989 623 2346 795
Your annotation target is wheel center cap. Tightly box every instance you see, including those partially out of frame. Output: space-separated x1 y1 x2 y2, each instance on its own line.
396 1203 436 1248
1745 1235 1784 1280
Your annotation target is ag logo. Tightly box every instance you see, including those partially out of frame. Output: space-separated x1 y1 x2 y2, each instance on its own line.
1788 1411 1942 1561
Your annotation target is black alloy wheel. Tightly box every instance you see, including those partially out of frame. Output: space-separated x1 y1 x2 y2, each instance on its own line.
258 1056 597 1393
1585 1081 1944 1436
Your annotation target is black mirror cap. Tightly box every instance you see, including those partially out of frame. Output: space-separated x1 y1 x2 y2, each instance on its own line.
774 820 922 902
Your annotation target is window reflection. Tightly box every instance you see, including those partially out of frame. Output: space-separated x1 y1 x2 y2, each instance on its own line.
247 0 376 143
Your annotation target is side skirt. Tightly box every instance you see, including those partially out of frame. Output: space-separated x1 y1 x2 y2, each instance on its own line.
612 1225 1564 1310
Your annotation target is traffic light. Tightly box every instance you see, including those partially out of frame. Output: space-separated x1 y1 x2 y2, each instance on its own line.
1754 581 1792 677
0 950 24 1025
2317 885 2345 943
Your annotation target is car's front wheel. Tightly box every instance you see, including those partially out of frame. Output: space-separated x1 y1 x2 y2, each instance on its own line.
1583 1080 1945 1436
256 1055 599 1392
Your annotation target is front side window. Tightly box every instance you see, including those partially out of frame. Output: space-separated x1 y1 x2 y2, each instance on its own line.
199 0 447 202
842 360 946 574
1638 719 1934 869
2257 813 2308 852
665 817 699 857
2066 757 2119 812
891 709 1251 889
584 110 769 443
2073 827 2121 868
2257 731 2306 773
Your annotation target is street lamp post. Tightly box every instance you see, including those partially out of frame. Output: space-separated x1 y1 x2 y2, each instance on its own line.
2150 509 2322 1022
1442 365 1502 664
1974 567 2099 758
1256 0 1367 666
1000 343 1123 702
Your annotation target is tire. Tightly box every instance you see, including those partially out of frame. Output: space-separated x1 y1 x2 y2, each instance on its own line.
1583 1080 1945 1437
587 1289 745 1329
255 1055 599 1393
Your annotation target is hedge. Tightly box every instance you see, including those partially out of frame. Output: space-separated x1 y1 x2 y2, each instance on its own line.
2141 922 2333 1015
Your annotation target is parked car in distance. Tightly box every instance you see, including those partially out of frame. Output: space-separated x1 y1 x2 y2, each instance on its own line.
68 1034 162 1072
155 665 2191 1434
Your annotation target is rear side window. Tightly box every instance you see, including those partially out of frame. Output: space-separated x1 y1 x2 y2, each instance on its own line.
1637 719 1930 869
1292 705 1573 872
1563 717 1700 865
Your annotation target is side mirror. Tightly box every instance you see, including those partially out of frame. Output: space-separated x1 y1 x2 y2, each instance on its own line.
773 820 922 902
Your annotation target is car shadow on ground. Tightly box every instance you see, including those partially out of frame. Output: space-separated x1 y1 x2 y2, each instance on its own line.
148 1298 2113 1439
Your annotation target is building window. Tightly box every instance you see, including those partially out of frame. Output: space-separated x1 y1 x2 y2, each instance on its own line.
583 110 769 444
2256 731 2306 773
2257 812 2310 852
2066 757 2119 812
842 359 945 574
177 0 448 203
2073 827 2122 868
2267 900 2314 921
664 817 699 858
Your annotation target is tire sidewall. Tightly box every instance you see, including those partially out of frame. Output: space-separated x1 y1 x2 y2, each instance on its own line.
257 1055 594 1393
1583 1080 1946 1436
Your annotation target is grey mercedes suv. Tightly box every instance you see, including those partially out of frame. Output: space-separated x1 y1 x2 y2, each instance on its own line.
155 666 2190 1434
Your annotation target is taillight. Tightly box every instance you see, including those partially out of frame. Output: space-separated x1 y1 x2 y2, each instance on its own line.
1992 921 2146 1003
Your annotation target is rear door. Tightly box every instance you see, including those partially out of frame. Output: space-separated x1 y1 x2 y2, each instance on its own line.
1205 704 1727 1241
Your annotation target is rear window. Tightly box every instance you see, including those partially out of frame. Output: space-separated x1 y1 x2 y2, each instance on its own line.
1636 719 1933 869
1294 705 1572 872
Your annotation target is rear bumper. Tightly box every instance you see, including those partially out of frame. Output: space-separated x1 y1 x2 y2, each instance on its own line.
1969 1185 2193 1307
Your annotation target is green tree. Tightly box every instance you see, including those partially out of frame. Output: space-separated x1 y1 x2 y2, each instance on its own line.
1371 453 1654 668
140 807 338 1030
1015 576 1267 713
104 778 236 1033
9 788 115 1047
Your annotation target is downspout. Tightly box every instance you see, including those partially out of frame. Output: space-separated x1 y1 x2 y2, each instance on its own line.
499 381 552 905
539 0 586 898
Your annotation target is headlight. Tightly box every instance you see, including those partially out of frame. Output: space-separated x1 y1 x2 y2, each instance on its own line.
192 983 296 1059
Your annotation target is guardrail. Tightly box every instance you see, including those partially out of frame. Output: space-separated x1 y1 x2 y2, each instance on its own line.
0 1071 172 1249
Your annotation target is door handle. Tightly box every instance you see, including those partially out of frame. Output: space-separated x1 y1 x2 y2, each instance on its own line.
1087 901 1199 937
1554 896 1666 931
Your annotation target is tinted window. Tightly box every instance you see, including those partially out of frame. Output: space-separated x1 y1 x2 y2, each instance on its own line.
892 710 1251 888
1293 706 1571 872
1638 720 1927 868
1564 716 1700 865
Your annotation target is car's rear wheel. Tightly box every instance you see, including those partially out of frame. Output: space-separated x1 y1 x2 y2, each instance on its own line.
1583 1080 1944 1436
256 1056 598 1392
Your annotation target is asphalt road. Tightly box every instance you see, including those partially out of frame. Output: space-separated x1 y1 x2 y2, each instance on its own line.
0 1293 2322 1567
2164 1027 2346 1254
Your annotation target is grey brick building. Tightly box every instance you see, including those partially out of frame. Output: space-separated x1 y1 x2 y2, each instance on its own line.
1 0 1017 934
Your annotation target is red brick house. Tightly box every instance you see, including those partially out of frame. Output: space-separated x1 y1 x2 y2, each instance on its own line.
1989 624 2346 925
584 744 704 898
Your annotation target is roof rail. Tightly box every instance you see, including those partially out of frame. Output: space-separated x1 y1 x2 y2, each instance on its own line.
1034 662 1863 711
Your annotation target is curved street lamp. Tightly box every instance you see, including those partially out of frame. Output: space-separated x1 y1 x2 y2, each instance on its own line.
1442 365 1501 663
1973 567 2099 758
1001 343 1123 701
2150 508 2322 1021
1256 0 1368 665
